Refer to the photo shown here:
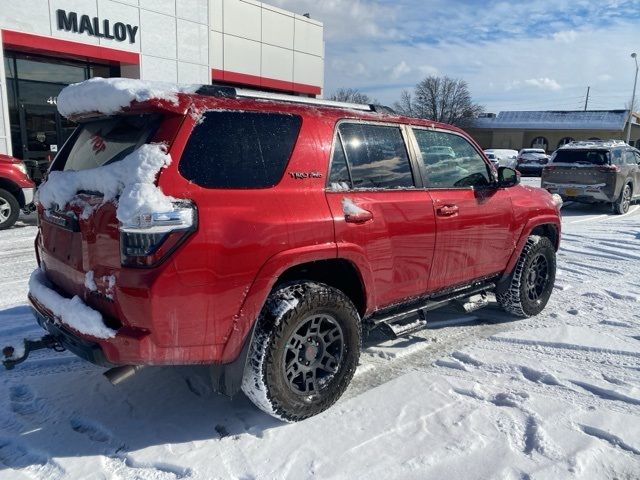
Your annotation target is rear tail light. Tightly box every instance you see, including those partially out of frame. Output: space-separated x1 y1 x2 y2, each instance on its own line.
119 201 197 267
597 165 620 173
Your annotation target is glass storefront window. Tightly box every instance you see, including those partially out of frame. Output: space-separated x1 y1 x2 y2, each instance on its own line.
16 57 86 84
2 51 120 169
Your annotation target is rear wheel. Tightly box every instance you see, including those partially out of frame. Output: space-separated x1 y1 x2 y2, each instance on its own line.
496 235 556 317
241 281 361 422
613 183 632 215
0 188 20 230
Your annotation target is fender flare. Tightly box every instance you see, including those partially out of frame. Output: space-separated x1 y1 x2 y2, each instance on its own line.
218 244 339 364
213 242 375 392
500 215 561 282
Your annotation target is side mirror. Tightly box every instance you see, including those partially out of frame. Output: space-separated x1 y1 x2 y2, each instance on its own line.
498 167 520 187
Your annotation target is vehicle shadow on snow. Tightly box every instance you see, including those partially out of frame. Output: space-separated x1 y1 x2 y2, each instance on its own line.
0 303 519 469
362 303 517 353
1 361 284 463
559 201 618 218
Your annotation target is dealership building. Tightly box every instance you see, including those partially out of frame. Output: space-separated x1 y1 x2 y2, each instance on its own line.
468 110 640 152
0 0 324 165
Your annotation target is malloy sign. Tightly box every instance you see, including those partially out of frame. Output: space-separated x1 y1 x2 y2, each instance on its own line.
56 9 139 44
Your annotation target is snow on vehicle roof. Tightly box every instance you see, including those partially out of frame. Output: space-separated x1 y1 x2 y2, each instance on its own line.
472 110 629 130
57 77 199 118
558 140 627 150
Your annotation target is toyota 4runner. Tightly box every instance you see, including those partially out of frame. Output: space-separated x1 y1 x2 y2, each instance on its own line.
5 78 562 421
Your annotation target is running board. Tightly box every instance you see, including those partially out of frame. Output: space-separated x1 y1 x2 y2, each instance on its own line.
371 282 495 338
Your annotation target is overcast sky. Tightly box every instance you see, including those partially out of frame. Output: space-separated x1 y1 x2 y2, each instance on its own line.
271 0 639 113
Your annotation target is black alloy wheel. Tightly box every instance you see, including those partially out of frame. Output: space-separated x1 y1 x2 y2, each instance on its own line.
282 313 344 395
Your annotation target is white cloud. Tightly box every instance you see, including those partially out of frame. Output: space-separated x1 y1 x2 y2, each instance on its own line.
418 65 439 77
552 30 578 43
389 61 411 80
524 78 562 91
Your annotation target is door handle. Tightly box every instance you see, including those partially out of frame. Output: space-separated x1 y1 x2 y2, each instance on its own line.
345 209 373 224
436 205 459 217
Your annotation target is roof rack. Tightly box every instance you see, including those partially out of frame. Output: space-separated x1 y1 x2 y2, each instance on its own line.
194 84 394 113
561 139 627 149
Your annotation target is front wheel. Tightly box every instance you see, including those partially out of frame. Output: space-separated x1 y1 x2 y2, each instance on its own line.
613 183 632 215
496 235 556 317
241 281 361 422
0 188 20 230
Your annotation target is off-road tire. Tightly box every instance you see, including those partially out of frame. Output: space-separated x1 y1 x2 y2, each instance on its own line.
0 188 20 230
241 281 361 422
496 235 556 317
613 183 632 215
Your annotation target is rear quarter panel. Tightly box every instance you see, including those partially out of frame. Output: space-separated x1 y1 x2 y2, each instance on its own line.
155 108 336 361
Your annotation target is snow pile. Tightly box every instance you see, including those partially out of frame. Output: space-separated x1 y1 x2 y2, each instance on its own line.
342 197 369 216
29 269 115 339
57 77 198 118
37 143 173 226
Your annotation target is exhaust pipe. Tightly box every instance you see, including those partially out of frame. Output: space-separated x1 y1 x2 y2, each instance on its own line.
103 365 145 385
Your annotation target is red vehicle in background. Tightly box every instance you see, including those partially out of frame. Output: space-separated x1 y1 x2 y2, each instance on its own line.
4 79 562 421
0 153 36 229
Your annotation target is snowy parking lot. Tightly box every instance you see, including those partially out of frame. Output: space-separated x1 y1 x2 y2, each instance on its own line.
1 178 639 479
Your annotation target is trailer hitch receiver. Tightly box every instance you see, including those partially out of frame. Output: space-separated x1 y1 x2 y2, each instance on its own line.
2 335 65 370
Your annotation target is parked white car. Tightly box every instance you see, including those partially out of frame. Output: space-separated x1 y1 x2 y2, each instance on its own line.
483 149 518 169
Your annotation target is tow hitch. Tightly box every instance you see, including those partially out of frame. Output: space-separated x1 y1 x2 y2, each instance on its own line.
2 335 65 370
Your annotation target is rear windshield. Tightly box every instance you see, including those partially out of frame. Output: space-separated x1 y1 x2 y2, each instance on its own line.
552 149 610 165
54 114 160 171
178 111 302 189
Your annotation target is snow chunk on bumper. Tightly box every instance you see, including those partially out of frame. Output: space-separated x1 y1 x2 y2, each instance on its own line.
37 143 173 226
57 77 198 118
29 269 116 340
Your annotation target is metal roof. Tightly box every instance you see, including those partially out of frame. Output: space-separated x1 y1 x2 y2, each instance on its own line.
471 110 629 130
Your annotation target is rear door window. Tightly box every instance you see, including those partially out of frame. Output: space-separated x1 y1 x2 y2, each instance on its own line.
552 149 610 165
56 114 160 171
412 129 490 188
337 123 414 189
179 111 302 189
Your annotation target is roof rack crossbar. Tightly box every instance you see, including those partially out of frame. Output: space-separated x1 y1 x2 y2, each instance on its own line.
234 88 373 111
195 83 375 112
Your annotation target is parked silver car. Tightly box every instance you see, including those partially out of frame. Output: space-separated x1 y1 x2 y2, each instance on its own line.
516 148 550 175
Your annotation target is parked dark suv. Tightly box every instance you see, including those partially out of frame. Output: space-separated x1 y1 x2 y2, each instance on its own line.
7 79 562 421
541 140 640 214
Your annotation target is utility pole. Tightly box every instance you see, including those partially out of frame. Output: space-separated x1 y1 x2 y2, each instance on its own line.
584 86 590 111
626 53 638 144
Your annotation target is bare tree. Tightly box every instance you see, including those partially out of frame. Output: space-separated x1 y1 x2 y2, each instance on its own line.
393 90 416 117
394 75 483 127
329 88 373 104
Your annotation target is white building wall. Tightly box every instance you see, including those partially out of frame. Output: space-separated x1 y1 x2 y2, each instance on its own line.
0 0 324 154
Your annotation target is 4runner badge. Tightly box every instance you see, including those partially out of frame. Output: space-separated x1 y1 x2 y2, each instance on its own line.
289 171 323 179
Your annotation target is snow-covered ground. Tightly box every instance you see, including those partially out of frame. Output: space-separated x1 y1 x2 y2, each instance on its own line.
1 178 639 479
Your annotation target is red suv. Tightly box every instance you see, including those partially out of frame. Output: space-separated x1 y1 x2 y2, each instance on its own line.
12 79 562 421
0 153 36 229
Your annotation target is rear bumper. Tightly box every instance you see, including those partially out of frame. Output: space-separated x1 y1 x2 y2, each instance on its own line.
542 182 614 202
28 291 228 366
516 164 544 175
30 295 115 367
